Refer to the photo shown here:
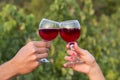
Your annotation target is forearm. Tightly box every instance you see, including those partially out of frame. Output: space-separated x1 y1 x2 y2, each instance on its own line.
87 63 105 80
0 60 18 80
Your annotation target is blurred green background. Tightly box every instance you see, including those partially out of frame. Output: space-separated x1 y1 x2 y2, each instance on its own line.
0 0 120 80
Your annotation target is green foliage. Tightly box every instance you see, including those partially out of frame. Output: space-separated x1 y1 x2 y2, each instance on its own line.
0 4 37 62
0 0 120 80
93 0 120 16
23 0 53 21
98 8 120 80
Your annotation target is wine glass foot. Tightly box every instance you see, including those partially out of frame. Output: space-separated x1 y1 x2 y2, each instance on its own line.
66 60 84 67
40 58 49 63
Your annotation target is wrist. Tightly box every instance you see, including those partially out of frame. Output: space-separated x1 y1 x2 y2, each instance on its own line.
87 62 105 80
8 59 19 77
0 59 19 80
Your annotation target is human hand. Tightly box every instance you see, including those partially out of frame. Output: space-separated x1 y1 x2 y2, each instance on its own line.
64 42 95 74
63 42 105 80
10 41 50 75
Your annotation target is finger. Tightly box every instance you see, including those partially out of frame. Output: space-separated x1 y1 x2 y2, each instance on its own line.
37 48 49 54
66 50 77 62
36 53 48 60
30 41 50 48
63 61 85 69
74 42 87 55
35 61 41 67
46 41 51 48
67 50 76 56
63 62 74 68
66 43 70 49
64 56 73 61
43 41 51 48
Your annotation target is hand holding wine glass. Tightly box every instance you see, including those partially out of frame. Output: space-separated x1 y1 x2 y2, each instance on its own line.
38 18 59 62
64 42 105 80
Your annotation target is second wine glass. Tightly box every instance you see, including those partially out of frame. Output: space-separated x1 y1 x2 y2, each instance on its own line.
38 18 59 62
60 20 81 66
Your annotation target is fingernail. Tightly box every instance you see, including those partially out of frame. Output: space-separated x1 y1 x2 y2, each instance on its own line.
72 53 77 56
63 64 67 68
70 53 77 61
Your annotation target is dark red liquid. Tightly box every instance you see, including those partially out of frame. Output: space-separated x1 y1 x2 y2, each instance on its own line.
39 29 58 41
60 28 80 42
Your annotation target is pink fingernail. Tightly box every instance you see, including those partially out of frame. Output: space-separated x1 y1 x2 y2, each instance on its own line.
70 53 76 61
72 53 77 56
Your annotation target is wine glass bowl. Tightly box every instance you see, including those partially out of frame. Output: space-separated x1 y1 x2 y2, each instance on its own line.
38 18 59 63
39 18 59 41
60 20 81 43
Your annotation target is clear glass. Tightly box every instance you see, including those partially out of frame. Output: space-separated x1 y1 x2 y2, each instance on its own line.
38 18 59 62
60 20 81 66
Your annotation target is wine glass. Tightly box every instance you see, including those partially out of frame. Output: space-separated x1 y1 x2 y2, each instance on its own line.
60 20 81 66
38 18 59 63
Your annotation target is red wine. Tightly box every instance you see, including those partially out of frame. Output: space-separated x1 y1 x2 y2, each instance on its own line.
60 28 80 42
39 29 58 41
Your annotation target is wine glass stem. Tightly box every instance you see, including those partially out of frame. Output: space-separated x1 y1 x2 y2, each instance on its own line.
70 44 81 62
40 40 50 63
70 44 75 50
69 44 85 67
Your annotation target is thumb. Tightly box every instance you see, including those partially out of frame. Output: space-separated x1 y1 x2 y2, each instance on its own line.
74 42 86 56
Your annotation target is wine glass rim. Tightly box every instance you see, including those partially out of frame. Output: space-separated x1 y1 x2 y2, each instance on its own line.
39 18 59 29
41 18 59 24
59 20 80 29
60 20 79 23
39 28 59 29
